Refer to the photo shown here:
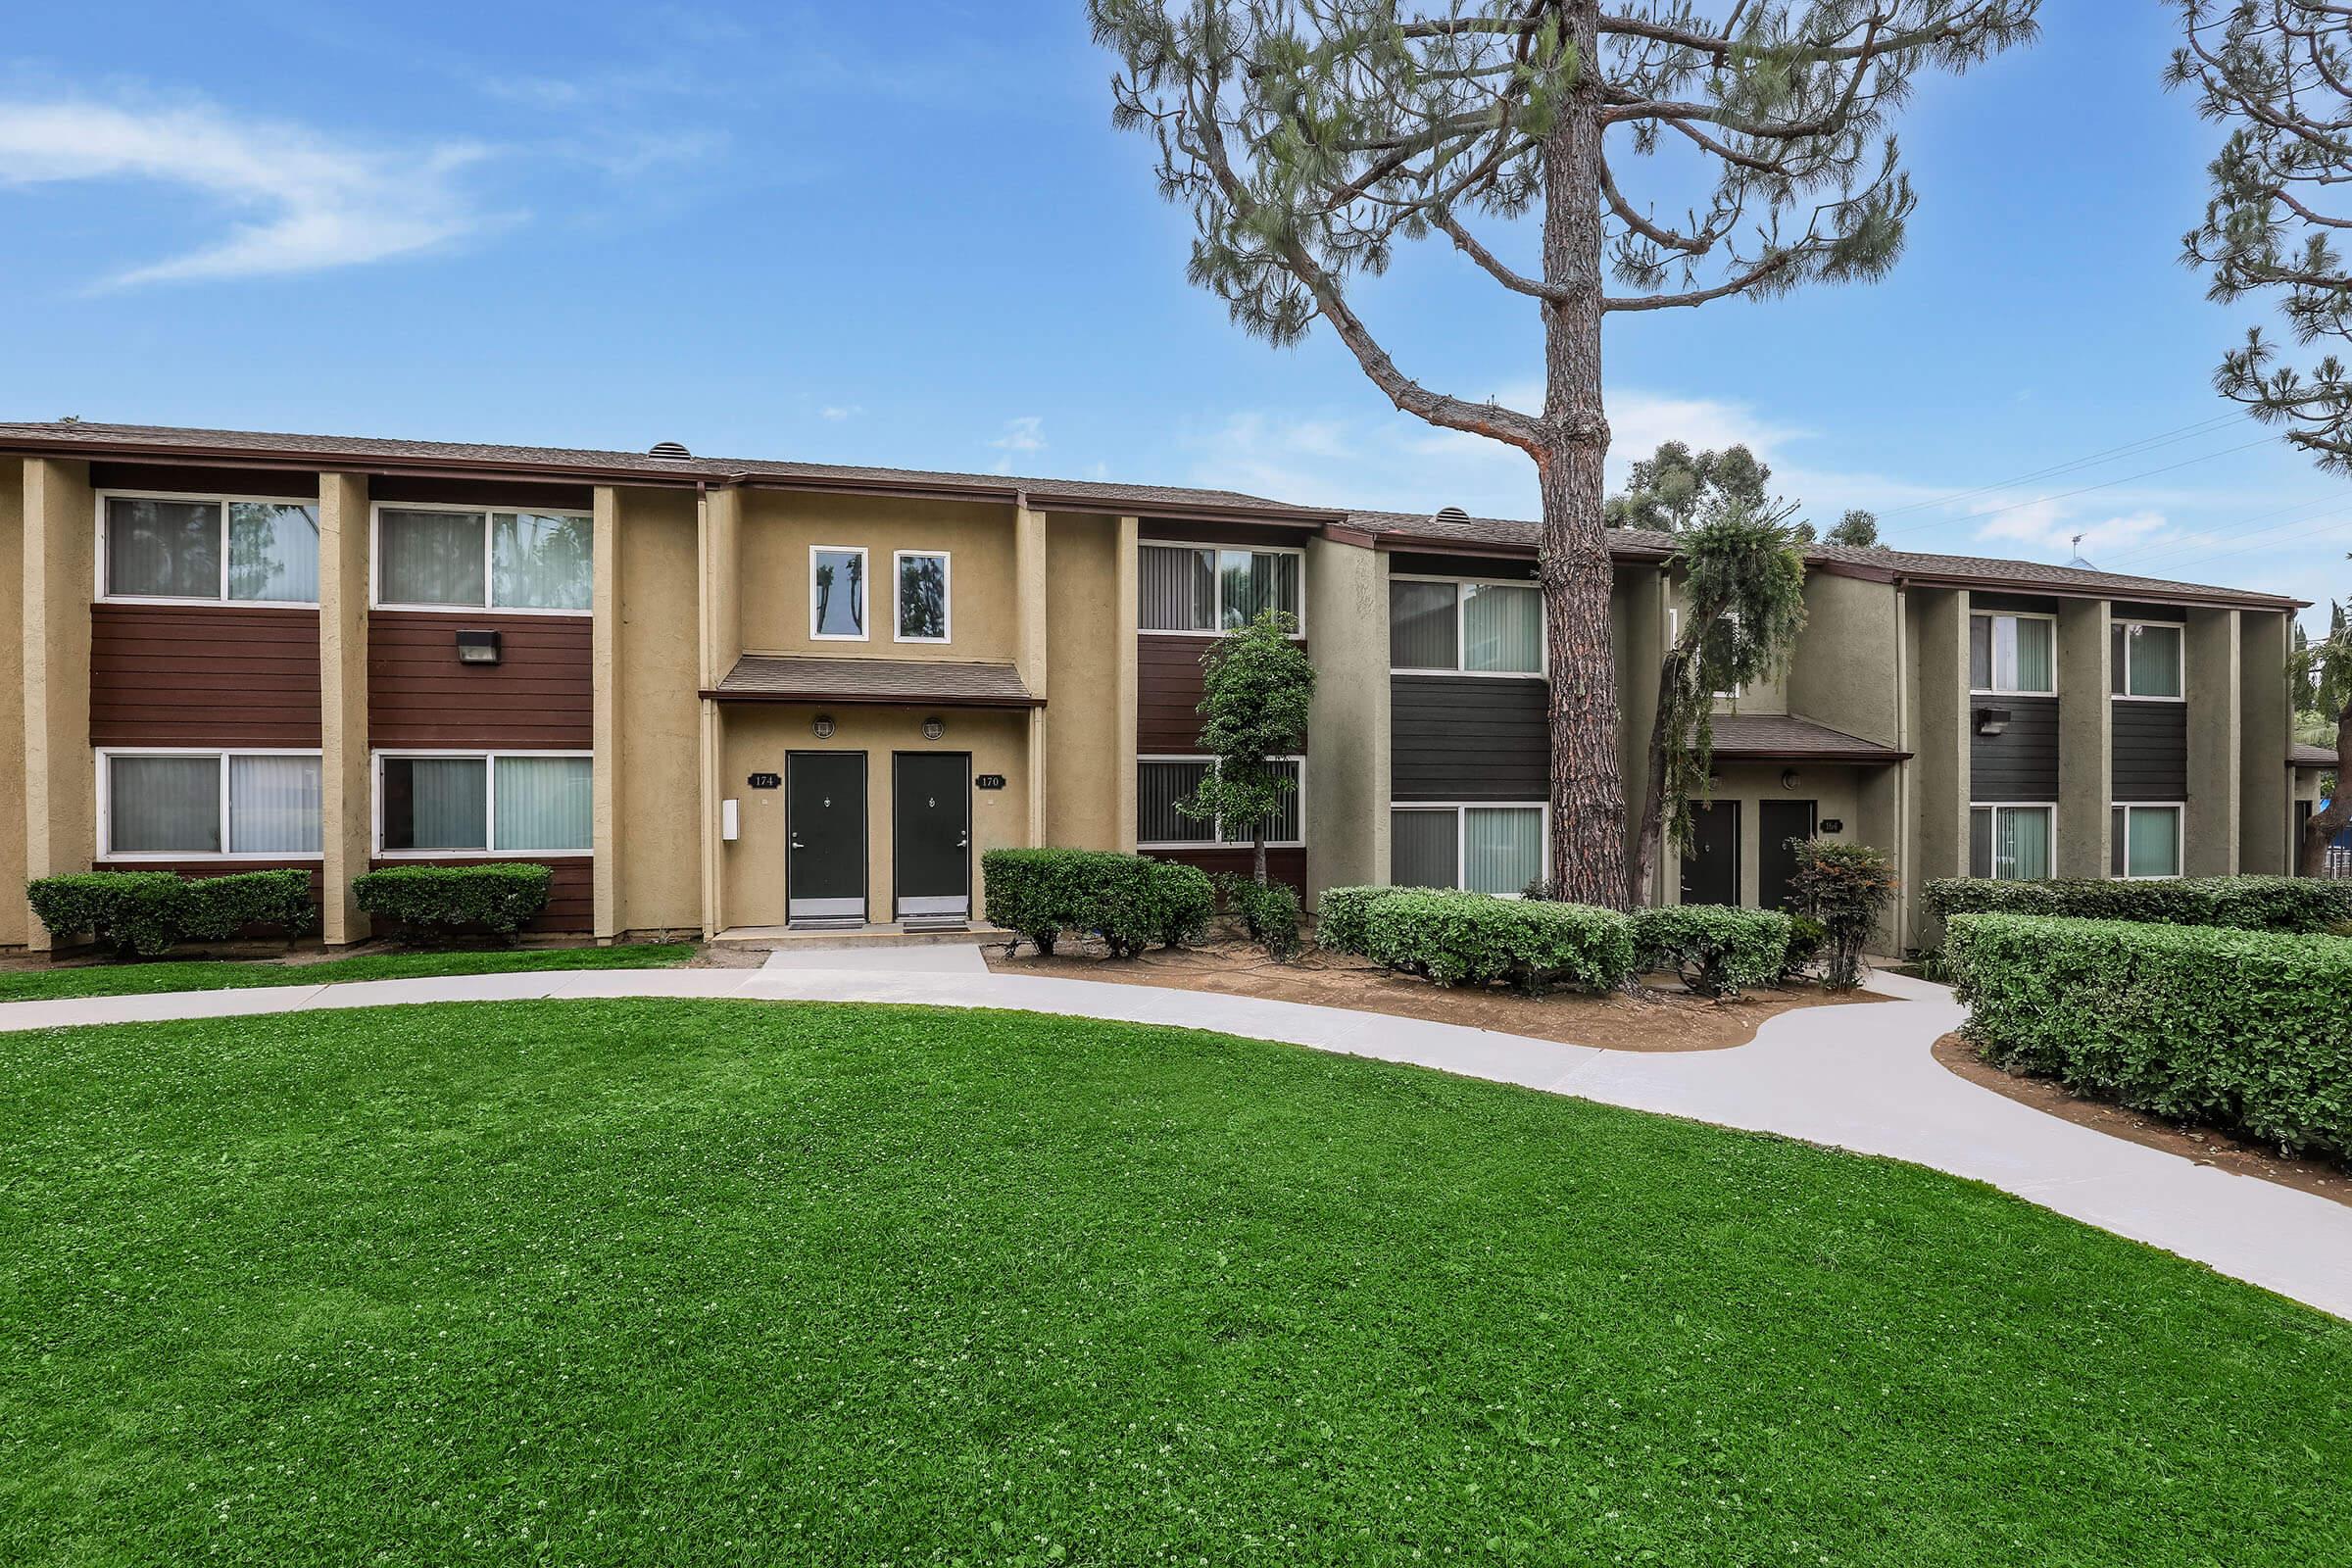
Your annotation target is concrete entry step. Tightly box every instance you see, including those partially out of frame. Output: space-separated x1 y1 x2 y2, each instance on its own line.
714 922 1009 950
760 941 990 975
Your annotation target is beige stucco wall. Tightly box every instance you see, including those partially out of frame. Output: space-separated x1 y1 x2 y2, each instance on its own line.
2240 609 2293 874
1910 588 1971 900
1664 573 1788 714
1304 536 1390 896
1042 513 1123 850
737 491 1018 663
318 472 372 945
1615 564 1668 873
0 460 24 947
716 704 1030 930
2055 598 2112 878
2184 606 2241 876
614 487 705 934
1788 572 1901 745
22 458 94 951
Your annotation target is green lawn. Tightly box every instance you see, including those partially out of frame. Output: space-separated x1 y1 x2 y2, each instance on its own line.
3 1001 2346 1565
0 942 694 1003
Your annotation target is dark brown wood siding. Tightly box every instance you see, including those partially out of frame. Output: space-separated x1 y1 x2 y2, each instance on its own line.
90 462 318 500
1970 695 2060 802
1147 846 1306 895
1139 519 1313 548
368 857 592 933
2113 700 2189 801
90 604 321 746
1138 635 1312 754
368 612 592 748
371 475 596 512
1391 675 1549 801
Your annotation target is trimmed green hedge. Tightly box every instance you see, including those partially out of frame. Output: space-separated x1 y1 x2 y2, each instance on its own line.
1322 886 1632 994
26 869 318 956
1632 906 1793 998
1923 875 2352 934
1949 913 2352 1161
352 863 553 939
1220 873 1301 960
981 849 1214 958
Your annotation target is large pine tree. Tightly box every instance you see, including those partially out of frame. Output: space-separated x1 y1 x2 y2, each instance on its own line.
1091 1 2038 906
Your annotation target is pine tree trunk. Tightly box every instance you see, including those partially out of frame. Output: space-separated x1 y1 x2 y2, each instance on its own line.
1534 0 1630 909
2298 697 2352 875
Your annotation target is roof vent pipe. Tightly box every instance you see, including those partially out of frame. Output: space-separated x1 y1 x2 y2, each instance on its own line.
649 440 692 459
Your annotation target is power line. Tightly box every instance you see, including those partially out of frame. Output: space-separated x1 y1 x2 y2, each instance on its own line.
2108 514 2352 580
1873 412 2252 522
2099 493 2348 572
1883 434 2284 540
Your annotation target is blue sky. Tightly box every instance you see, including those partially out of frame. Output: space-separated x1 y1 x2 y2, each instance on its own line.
2 2 2346 624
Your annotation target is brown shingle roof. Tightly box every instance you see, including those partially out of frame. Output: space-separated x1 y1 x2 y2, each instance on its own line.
707 655 1042 709
1709 713 1911 764
2291 741 2338 768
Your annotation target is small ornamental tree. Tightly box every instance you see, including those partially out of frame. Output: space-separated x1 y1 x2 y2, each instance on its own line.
1632 499 1808 904
1182 609 1317 885
1785 838 1897 990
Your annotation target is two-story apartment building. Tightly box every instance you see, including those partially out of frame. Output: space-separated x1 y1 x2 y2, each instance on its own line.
0 421 2327 956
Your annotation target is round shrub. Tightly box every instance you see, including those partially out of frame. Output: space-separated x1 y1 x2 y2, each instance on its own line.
1631 906 1792 998
1360 889 1634 995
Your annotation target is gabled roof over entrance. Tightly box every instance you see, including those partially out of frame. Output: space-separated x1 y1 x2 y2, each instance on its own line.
705 655 1043 709
1709 714 1911 765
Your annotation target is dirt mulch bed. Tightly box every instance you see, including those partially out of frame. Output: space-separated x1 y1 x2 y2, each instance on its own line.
985 939 1885 1053
1931 1032 2352 1209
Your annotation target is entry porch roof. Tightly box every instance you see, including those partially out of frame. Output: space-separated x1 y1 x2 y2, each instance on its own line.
1709 714 1911 765
705 655 1044 709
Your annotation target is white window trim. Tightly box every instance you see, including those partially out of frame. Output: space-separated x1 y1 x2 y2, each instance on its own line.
1969 610 2060 697
809 544 872 642
371 749 595 859
1969 801 2058 881
2111 801 2185 880
1136 753 1307 849
368 501 594 617
95 746 325 862
1668 606 1741 701
891 549 953 645
1137 541 1309 638
1388 572 1545 678
2111 617 2187 702
1387 801 1550 898
94 489 321 610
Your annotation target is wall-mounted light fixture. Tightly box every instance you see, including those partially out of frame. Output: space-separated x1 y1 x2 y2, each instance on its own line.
455 629 502 665
1780 768 1801 791
1974 706 2011 737
811 713 835 740
921 715 946 741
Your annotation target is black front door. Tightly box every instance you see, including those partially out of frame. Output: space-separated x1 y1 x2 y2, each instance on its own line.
1680 800 1741 906
788 752 866 925
1757 799 1818 911
894 752 971 923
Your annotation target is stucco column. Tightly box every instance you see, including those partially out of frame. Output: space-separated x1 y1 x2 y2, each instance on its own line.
2055 597 2112 878
0 461 26 949
318 471 372 946
2184 607 2240 876
1014 503 1050 846
592 486 620 939
1911 587 1971 896
2239 609 2292 873
695 486 740 938
1303 535 1390 897
21 458 94 952
1114 516 1140 852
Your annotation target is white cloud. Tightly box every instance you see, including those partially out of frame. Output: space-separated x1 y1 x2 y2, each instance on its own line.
820 405 864 421
988 416 1047 472
0 94 498 286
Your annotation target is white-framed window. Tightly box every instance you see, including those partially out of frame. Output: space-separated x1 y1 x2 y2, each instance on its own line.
2110 619 2184 700
97 748 323 860
1668 607 1741 700
1969 803 2055 881
372 504 592 613
810 545 870 640
1970 611 2057 696
1389 575 1543 675
373 751 593 858
1390 803 1547 897
1136 755 1305 847
894 549 951 643
1139 543 1304 634
2111 803 2183 878
97 491 319 607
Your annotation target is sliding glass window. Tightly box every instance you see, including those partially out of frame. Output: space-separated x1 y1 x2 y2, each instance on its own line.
2110 804 2181 878
1139 546 1302 632
376 507 592 612
101 750 322 859
103 494 319 605
1389 805 1544 896
378 753 592 856
1969 613 2055 695
1136 757 1304 846
1390 578 1540 674
2110 621 2183 699
1968 804 2053 880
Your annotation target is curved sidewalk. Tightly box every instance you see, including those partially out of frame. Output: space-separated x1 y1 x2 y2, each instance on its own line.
2 963 2346 1319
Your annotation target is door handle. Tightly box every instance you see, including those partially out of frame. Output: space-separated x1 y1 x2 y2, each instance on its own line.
956 832 969 849
790 836 806 850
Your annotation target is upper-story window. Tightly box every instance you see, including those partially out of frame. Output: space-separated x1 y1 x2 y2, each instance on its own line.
1140 544 1302 633
376 506 592 613
811 545 869 640
1970 612 2055 695
101 492 319 606
895 550 951 643
2110 620 2183 699
1667 607 1740 700
1389 576 1542 675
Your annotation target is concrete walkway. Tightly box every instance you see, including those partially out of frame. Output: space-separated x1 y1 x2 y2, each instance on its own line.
1 960 2346 1319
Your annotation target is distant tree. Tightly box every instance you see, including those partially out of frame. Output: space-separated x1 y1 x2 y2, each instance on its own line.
1825 508 1882 547
1632 498 1809 904
2301 575 2352 871
1092 0 2039 908
1604 442 1774 532
1182 610 1316 885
